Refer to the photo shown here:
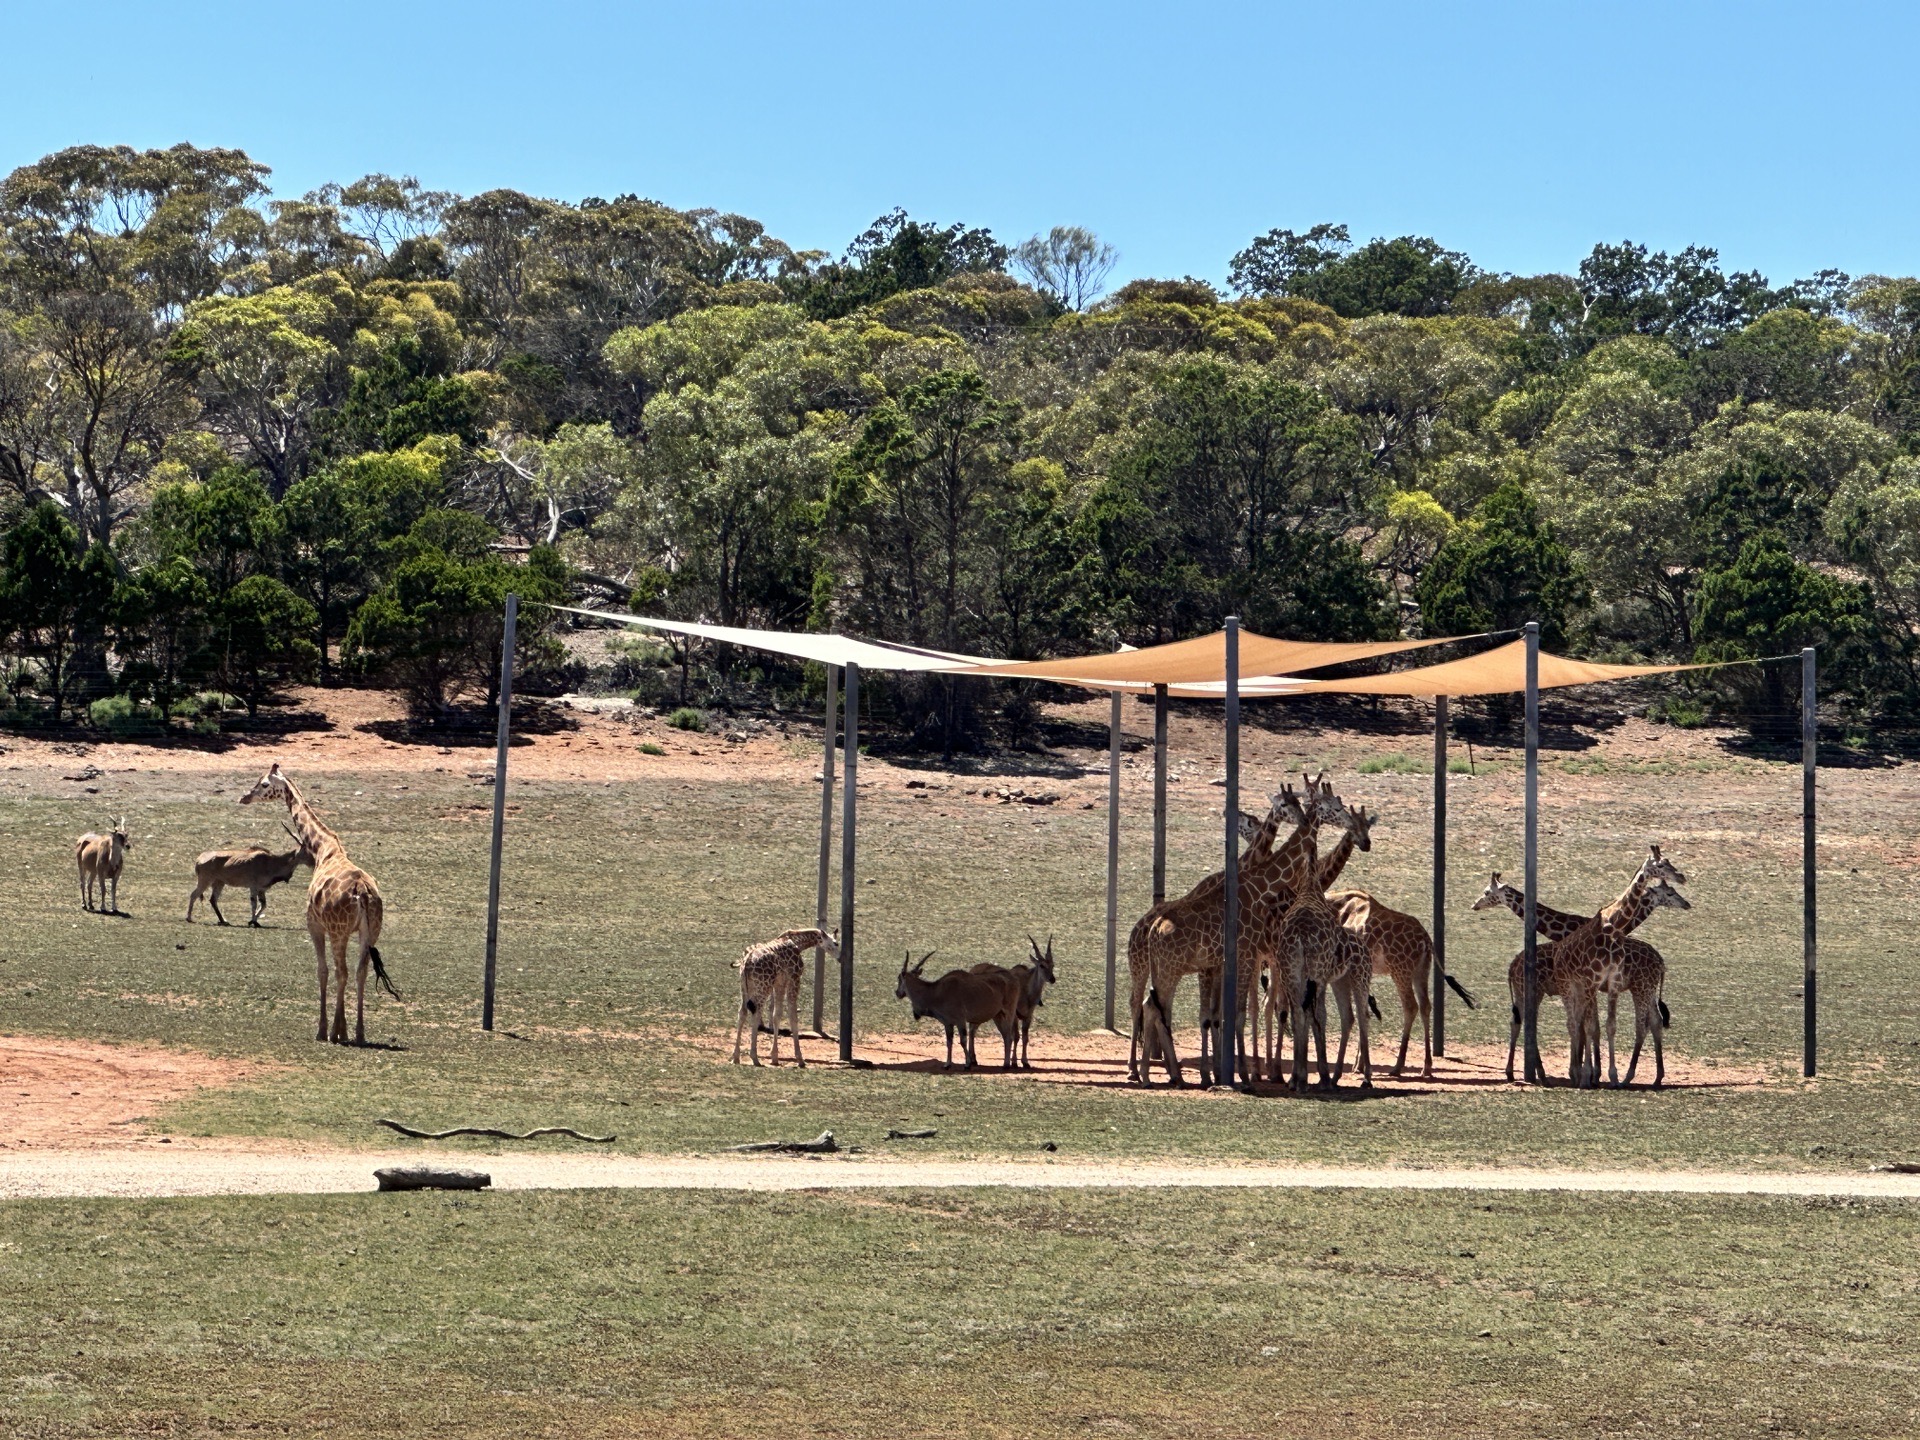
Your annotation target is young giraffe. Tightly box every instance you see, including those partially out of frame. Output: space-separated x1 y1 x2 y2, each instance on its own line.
731 927 838 1067
1328 891 1478 1079
1254 802 1376 1078
1126 785 1309 1086
240 763 399 1045
1474 847 1684 1085
1272 779 1373 1092
1474 872 1675 1087
1534 857 1691 1087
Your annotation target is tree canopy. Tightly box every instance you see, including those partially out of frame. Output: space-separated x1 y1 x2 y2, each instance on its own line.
4 138 1918 740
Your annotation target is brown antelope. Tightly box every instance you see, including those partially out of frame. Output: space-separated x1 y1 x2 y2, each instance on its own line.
969 935 1058 1069
896 951 1020 1070
187 825 314 926
75 818 131 914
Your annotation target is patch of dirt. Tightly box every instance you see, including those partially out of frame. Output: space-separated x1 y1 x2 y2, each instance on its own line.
675 1025 1769 1092
0 1034 259 1149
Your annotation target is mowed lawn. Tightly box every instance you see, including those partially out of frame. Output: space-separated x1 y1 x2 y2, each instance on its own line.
4 1185 1918 1438
3 719 1920 1170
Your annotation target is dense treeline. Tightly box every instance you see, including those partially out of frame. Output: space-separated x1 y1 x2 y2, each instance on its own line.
2 143 1917 743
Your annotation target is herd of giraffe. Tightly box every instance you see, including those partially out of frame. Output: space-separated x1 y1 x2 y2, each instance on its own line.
1127 771 1694 1093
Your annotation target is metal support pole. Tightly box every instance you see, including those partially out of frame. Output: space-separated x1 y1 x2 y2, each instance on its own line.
1152 684 1168 903
1104 689 1122 1031
1432 694 1449 1058
1803 647 1817 1078
481 593 517 1032
1220 618 1241 1087
1522 622 1542 1082
812 664 839 1037
838 663 859 1063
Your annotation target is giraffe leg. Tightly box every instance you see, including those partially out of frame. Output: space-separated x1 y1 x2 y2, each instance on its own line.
1313 983 1334 1088
1195 971 1216 1089
1356 974 1373 1090
731 996 750 1063
1330 978 1354 1083
331 935 350 1045
1505 989 1521 1082
1416 964 1434 1079
1651 998 1666 1089
312 931 330 1043
1290 975 1312 1095
789 980 806 1068
1392 972 1417 1078
1624 993 1649 1086
1605 991 1622 1087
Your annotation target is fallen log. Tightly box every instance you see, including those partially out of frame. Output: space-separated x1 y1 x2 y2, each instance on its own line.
376 1119 615 1143
375 1167 491 1192
1871 1161 1920 1174
727 1130 838 1154
886 1127 937 1140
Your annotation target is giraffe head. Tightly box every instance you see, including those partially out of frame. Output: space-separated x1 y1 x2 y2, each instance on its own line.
1643 844 1687 887
1644 877 1691 914
815 928 842 959
239 763 291 807
1470 871 1517 912
1302 772 1349 829
1270 783 1310 828
1026 934 1056 984
1237 810 1265 843
1342 803 1375 853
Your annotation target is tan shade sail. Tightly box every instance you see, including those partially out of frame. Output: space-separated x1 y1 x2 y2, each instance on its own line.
956 629 1471 686
1271 638 1711 697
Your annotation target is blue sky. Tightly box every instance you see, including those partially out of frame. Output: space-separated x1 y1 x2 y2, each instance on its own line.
5 0 1917 289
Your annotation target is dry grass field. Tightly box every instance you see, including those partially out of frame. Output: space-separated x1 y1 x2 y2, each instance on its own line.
4 686 1919 1435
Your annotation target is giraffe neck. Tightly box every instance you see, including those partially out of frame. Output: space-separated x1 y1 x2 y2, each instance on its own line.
1499 887 1589 941
279 778 345 866
1599 874 1659 938
1258 812 1322 899
1315 827 1358 891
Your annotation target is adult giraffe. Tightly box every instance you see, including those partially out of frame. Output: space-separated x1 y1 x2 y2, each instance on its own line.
1128 781 1323 1087
241 763 399 1045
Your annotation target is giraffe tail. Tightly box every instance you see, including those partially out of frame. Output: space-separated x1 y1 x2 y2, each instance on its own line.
368 947 403 1002
1444 974 1478 1009
1368 994 1382 1021
1658 998 1672 1029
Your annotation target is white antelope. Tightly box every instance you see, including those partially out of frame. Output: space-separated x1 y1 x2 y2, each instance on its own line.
75 817 131 914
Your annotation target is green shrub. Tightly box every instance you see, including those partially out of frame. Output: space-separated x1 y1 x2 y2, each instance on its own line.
88 694 166 736
667 707 705 732
638 741 666 756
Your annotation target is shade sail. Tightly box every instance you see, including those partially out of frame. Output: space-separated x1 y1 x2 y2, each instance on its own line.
548 607 991 673
955 629 1474 686
1270 638 1711 697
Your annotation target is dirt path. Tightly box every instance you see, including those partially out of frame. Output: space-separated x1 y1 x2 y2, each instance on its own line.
4 1146 1918 1201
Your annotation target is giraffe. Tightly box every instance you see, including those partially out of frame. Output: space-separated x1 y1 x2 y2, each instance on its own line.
239 763 399 1045
1473 847 1686 1086
1530 858 1691 1088
731 927 838 1066
1328 892 1478 1079
1271 780 1374 1092
1197 777 1354 1086
1254 800 1375 1078
1125 784 1310 1086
